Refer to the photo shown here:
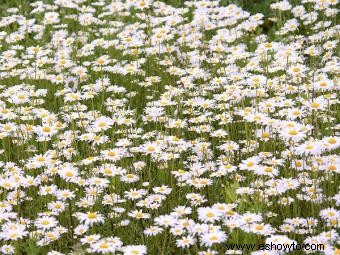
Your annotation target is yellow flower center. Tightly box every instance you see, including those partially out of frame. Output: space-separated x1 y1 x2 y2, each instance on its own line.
328 138 336 144
262 132 270 138
206 212 215 218
65 171 74 177
99 243 109 249
87 212 97 219
246 162 254 167
288 130 298 136
107 151 116 157
209 236 218 241
41 220 50 226
310 102 320 109
42 127 51 132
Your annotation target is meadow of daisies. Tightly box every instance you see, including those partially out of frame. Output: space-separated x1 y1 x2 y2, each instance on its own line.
0 0 339 254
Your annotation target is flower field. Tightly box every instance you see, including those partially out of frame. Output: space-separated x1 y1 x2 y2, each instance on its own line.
0 0 339 254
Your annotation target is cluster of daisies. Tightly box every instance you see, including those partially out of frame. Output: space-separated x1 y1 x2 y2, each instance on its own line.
0 0 339 254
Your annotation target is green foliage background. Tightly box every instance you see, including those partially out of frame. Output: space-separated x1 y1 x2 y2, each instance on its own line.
0 0 274 16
